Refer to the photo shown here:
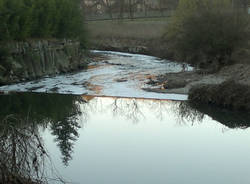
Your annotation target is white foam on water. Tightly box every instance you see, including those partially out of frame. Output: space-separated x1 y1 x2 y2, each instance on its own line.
0 50 193 100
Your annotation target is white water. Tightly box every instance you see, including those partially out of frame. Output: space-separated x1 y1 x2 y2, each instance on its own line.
0 51 193 100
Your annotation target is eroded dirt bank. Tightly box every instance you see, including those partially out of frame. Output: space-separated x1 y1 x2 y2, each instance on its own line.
143 63 250 112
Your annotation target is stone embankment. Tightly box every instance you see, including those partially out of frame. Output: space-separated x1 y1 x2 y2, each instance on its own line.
0 40 89 85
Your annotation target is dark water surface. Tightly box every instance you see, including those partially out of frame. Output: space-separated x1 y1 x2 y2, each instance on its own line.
1 93 250 184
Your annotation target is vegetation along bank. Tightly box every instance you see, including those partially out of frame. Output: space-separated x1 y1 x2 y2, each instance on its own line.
0 0 88 85
168 0 250 112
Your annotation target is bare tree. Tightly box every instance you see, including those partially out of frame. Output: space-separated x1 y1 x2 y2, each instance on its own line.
0 115 64 184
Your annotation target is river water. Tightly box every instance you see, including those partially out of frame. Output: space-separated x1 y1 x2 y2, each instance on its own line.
0 51 192 100
0 51 250 184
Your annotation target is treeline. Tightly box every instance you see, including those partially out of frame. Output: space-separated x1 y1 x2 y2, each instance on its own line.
83 0 179 20
0 0 86 43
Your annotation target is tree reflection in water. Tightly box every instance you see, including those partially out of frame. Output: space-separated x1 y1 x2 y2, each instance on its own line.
186 102 250 129
108 98 145 123
80 96 205 125
1 92 250 180
0 92 85 167
80 95 250 129
50 114 81 166
173 101 205 126
0 115 64 184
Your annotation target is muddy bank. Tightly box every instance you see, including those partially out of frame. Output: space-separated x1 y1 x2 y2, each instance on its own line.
143 63 250 112
0 40 90 85
143 70 225 94
144 63 250 93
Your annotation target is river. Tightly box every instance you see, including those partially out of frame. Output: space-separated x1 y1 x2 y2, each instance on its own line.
0 51 192 100
0 51 250 184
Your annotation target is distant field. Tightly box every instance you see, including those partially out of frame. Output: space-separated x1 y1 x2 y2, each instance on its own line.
86 17 170 40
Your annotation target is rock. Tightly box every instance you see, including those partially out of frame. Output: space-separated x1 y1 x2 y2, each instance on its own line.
116 78 127 82
50 87 59 92
0 40 88 85
146 78 158 86
163 79 188 89
27 85 45 91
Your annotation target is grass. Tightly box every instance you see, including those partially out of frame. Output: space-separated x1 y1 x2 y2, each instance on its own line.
86 17 170 41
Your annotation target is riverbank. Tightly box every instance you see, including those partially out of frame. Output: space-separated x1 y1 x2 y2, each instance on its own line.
143 63 250 112
0 40 90 85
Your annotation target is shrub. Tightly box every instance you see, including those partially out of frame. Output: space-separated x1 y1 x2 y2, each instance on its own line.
188 80 250 111
165 0 250 68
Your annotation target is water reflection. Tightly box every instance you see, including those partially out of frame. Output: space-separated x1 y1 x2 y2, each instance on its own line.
1 92 246 130
50 117 81 166
173 101 205 125
80 96 178 123
0 93 85 166
0 92 83 124
50 96 250 184
80 96 250 128
1 92 250 177
0 115 59 183
186 103 250 129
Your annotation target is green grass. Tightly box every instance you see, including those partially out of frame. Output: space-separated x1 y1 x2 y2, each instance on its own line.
87 18 170 41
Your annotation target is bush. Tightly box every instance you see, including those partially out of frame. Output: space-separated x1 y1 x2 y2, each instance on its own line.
165 0 250 68
0 0 86 46
188 80 250 112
